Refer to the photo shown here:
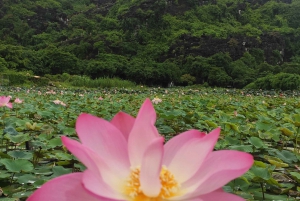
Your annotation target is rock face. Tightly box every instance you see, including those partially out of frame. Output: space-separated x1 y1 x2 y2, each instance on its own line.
166 33 285 64
90 0 116 15
114 0 291 64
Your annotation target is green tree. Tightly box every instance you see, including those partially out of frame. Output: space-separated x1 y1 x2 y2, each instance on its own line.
209 52 232 73
208 67 232 87
41 46 79 75
85 60 117 79
230 60 255 88
0 57 8 71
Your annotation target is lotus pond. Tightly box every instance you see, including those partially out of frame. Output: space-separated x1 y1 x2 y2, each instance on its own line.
0 86 299 201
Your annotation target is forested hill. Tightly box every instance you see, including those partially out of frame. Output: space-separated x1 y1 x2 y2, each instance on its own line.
1 0 300 88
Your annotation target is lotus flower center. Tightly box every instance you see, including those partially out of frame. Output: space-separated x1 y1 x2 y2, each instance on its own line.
124 165 180 201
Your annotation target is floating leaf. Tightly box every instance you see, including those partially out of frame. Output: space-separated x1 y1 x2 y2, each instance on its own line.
51 166 72 178
269 150 298 163
264 155 288 168
5 134 30 143
254 160 267 168
224 122 239 132
17 174 39 184
12 191 33 198
234 178 250 191
48 138 62 148
279 127 293 137
228 145 253 153
0 159 33 172
62 127 75 135
33 179 47 188
249 137 267 149
205 120 218 128
251 166 271 180
37 111 54 119
158 125 175 134
0 170 11 179
7 151 33 160
258 130 273 139
293 114 300 127
55 151 73 160
3 126 18 135
290 172 300 183
256 121 273 131
266 177 281 186
34 167 53 175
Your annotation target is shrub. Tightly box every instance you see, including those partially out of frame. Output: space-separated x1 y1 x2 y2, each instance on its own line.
180 74 196 86
245 73 300 90
70 75 135 88
29 76 49 86
1 71 27 85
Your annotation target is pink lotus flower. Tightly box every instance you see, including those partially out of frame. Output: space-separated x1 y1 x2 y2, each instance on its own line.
152 97 162 104
0 96 13 109
234 110 238 117
53 99 66 106
53 99 61 104
27 99 253 201
14 98 23 104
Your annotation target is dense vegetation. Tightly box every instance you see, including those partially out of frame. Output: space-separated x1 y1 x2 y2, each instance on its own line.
0 87 300 200
1 0 300 89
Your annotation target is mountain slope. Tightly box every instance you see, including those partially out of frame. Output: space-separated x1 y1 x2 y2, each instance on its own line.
0 0 300 88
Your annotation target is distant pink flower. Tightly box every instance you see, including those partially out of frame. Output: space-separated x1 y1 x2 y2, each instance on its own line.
46 90 56 95
152 97 162 104
234 111 238 117
0 96 13 109
14 98 23 104
53 99 66 106
27 99 253 201
98 97 103 100
53 100 61 104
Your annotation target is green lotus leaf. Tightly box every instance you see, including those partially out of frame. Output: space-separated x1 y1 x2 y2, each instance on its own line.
0 159 33 172
205 120 218 128
279 127 294 137
228 145 253 153
3 126 18 135
55 152 73 160
0 170 11 179
267 159 288 168
251 166 271 180
51 166 72 178
17 174 39 184
290 172 300 183
249 137 267 149
47 138 63 148
269 150 298 164
7 151 33 160
5 133 30 143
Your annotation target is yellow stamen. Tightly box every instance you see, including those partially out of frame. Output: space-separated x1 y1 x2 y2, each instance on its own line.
124 166 180 201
